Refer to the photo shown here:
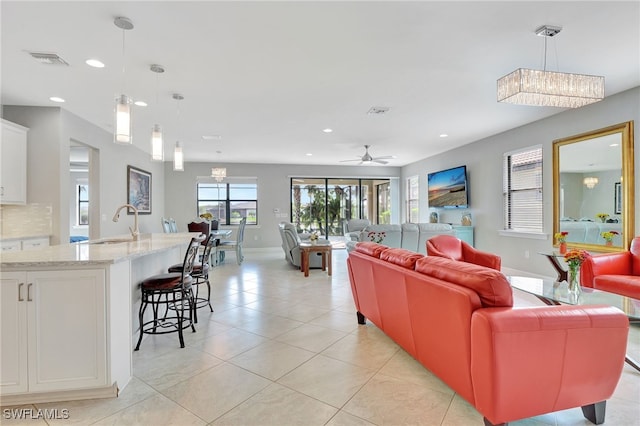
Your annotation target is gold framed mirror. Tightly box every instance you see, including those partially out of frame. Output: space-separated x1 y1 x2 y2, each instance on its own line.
553 121 634 252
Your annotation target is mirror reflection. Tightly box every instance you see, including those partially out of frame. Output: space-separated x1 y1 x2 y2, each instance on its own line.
553 121 634 252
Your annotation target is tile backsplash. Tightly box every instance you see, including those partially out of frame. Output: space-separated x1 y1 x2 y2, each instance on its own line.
0 203 53 239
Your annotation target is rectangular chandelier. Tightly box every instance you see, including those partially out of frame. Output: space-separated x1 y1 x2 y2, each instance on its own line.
497 68 604 108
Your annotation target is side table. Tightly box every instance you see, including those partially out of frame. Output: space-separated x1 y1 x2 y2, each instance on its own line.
299 241 332 277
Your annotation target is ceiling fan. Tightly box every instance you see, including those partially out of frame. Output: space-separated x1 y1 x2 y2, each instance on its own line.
340 145 395 165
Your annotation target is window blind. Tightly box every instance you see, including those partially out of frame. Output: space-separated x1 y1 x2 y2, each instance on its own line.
503 146 543 232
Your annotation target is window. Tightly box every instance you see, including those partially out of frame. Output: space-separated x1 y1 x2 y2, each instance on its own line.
406 175 419 222
503 146 543 233
197 180 257 225
77 184 89 225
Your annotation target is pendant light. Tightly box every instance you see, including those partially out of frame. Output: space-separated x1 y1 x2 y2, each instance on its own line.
113 17 134 144
150 64 165 161
173 93 185 171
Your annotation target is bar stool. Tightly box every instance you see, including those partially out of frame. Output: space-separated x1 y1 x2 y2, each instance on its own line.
134 235 204 350
168 233 215 312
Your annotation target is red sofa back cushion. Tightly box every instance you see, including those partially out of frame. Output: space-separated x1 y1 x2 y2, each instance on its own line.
380 248 424 269
354 241 387 258
416 256 513 307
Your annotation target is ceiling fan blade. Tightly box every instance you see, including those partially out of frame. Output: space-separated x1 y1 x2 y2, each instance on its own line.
373 159 389 165
339 158 362 162
372 156 395 160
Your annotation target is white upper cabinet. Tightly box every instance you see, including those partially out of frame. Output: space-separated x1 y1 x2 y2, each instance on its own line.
1 119 28 205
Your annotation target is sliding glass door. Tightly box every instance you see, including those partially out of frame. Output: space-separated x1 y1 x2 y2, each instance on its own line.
291 177 391 236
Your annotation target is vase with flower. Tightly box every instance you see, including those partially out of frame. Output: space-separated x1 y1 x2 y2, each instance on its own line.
309 231 320 244
596 213 609 223
601 231 619 246
555 231 569 254
367 231 386 244
563 249 588 297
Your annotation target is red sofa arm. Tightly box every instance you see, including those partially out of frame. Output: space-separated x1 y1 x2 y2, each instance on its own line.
471 305 628 425
461 243 501 270
580 252 632 287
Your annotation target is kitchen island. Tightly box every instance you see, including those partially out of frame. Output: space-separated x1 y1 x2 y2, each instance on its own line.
0 233 196 405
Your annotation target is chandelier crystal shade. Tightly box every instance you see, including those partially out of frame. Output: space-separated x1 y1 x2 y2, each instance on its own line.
583 177 599 189
497 25 605 109
151 124 164 161
497 69 605 108
211 167 226 182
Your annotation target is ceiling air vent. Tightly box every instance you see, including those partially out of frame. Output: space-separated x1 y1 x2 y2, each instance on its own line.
367 106 390 115
28 52 69 66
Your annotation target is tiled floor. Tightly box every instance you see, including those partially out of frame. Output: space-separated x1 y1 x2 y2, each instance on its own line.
3 248 639 425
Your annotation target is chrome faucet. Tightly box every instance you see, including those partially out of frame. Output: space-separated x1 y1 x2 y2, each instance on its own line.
112 204 140 240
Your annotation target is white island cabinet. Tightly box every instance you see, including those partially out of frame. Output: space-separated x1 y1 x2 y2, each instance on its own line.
1 270 106 395
0 233 194 405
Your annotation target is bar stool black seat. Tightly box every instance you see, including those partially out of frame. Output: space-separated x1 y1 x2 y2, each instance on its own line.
134 235 204 350
168 233 215 312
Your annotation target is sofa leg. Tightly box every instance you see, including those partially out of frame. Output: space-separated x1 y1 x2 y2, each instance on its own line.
356 311 366 325
483 417 507 426
582 401 606 425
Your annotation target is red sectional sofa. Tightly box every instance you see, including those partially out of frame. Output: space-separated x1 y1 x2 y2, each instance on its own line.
426 234 501 270
347 242 629 426
580 236 640 299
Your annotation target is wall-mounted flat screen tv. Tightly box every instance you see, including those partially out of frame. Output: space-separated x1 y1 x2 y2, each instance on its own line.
427 165 468 208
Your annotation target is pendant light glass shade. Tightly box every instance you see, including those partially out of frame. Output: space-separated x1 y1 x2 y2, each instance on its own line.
151 124 164 161
114 94 133 144
173 141 184 171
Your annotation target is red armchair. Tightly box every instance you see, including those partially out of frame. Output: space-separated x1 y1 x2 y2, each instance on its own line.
580 236 640 299
426 234 501 270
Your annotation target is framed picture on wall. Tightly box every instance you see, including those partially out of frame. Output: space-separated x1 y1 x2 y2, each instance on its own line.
614 182 622 215
127 165 152 214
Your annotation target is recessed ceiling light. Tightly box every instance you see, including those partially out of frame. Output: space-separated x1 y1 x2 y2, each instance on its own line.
134 100 147 107
439 134 449 138
49 96 65 103
610 143 619 147
306 153 313 156
322 128 333 133
85 59 105 68
202 135 222 141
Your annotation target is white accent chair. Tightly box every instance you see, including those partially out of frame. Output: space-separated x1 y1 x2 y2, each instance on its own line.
343 219 371 240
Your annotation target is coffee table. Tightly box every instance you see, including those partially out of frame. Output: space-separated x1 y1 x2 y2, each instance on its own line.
508 275 640 372
538 251 568 282
299 240 332 277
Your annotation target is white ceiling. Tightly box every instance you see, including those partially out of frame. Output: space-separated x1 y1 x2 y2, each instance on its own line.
2 1 639 167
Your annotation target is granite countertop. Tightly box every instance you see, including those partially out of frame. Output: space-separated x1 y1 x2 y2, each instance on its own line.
0 233 196 268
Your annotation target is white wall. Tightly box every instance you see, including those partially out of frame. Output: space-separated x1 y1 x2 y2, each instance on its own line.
401 87 640 276
163 162 401 248
3 106 167 244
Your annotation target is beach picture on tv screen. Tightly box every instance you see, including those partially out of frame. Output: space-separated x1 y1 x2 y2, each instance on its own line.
428 165 468 208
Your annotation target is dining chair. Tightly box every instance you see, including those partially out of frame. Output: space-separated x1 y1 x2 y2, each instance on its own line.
161 217 172 233
218 217 246 265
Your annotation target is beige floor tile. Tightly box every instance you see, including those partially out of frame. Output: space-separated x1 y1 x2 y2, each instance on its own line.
34 378 157 425
229 340 315 380
343 372 453 426
91 393 206 425
275 323 347 352
278 354 375 408
324 410 377 426
321 326 399 370
308 309 360 333
234 313 304 338
192 327 268 360
210 383 338 425
440 394 484 426
134 347 223 391
377 349 455 396
161 362 270 423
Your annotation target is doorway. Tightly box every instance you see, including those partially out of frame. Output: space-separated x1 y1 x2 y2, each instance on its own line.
69 143 99 241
